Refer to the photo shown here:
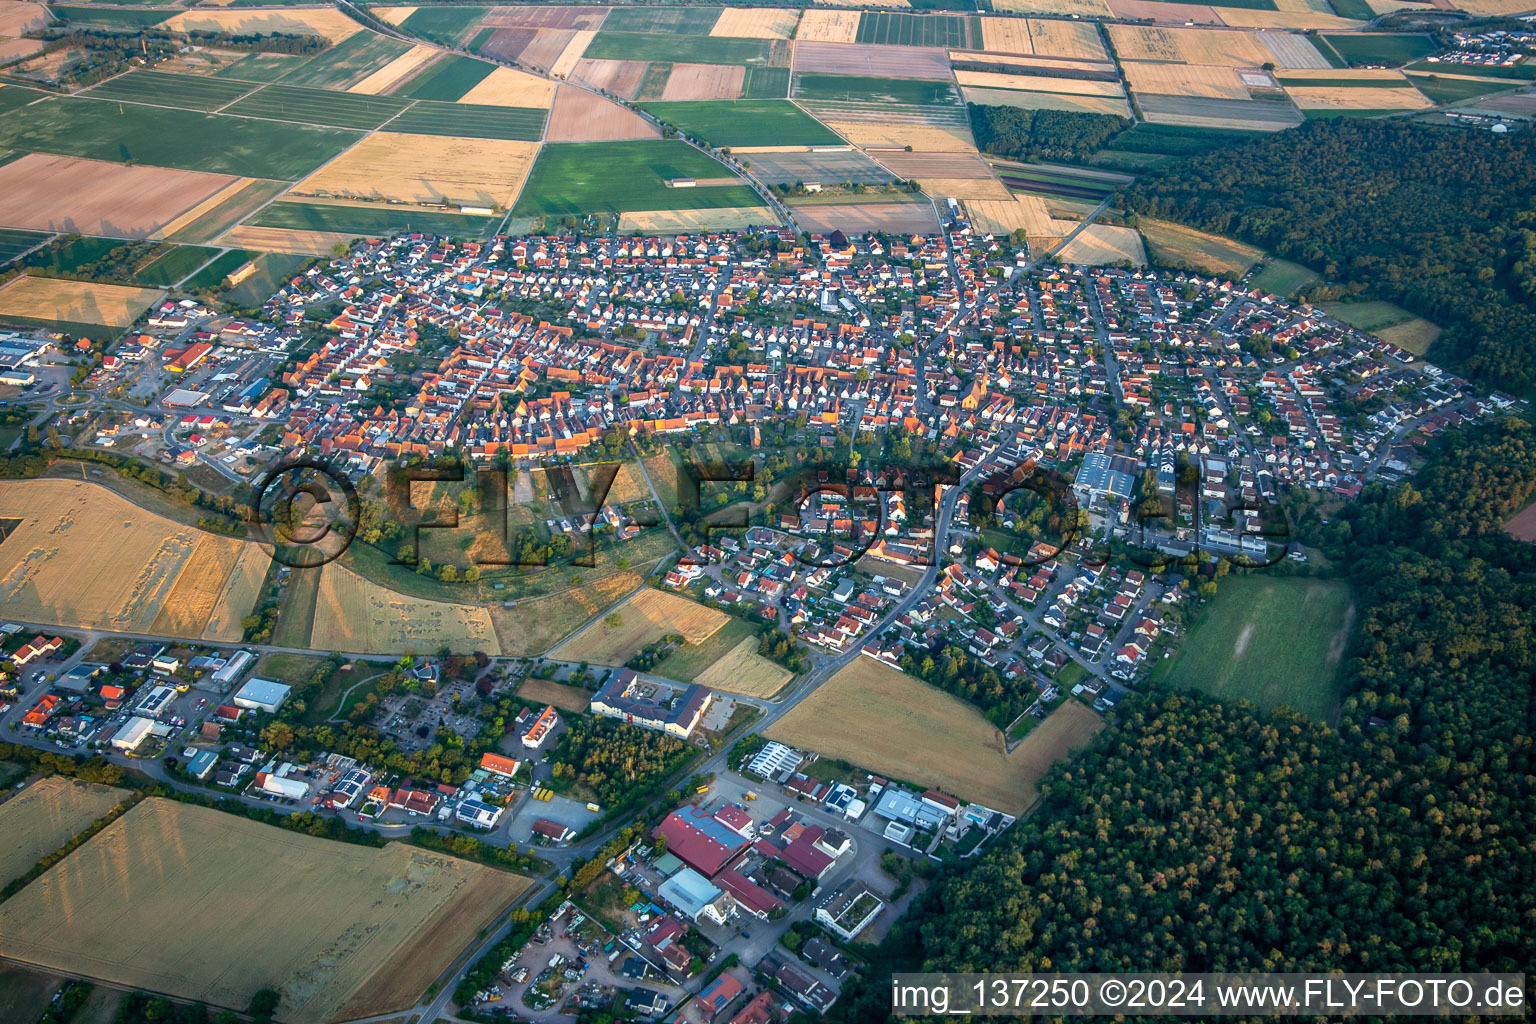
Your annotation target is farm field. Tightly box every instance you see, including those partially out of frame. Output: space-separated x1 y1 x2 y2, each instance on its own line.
857 11 981 48
399 5 490 46
517 676 595 713
0 777 129 889
692 637 792 697
162 8 361 44
1057 224 1147 265
638 100 841 148
311 561 501 655
651 616 759 683
386 99 546 140
553 586 728 665
131 244 222 287
1405 73 1519 104
583 32 779 66
222 84 409 130
0 799 530 1023
737 149 896 185
793 73 959 105
163 178 289 244
963 87 1133 117
0 276 160 329
295 133 539 208
1151 576 1353 723
0 96 362 180
1504 499 1536 544
713 8 800 39
617 208 777 232
512 141 761 217
85 70 257 112
0 480 266 637
1252 257 1321 295
1320 299 1440 354
458 66 558 107
348 45 438 95
1140 218 1263 277
253 200 498 239
213 52 312 83
0 153 238 237
794 41 952 79
0 228 48 268
277 31 412 91
221 224 349 256
765 658 1102 814
396 54 496 101
490 569 648 657
1321 33 1436 67
1138 93 1303 131
790 201 940 234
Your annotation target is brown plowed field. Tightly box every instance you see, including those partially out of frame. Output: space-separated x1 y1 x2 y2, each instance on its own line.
0 154 236 237
546 86 659 140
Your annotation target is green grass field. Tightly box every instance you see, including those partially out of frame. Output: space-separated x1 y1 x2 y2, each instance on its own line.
399 6 489 46
583 33 776 66
599 7 721 34
638 100 840 148
652 617 758 683
856 12 981 48
741 66 790 99
0 228 48 268
1251 258 1320 296
0 97 362 179
1318 299 1440 353
223 83 409 130
1406 73 1518 104
512 140 761 217
132 245 221 287
223 252 310 306
252 201 497 239
213 52 312 83
0 87 45 116
794 73 959 105
386 99 545 140
52 5 170 25
1321 34 1437 67
1152 576 1353 723
396 55 496 101
278 31 412 90
181 249 260 292
85 71 258 112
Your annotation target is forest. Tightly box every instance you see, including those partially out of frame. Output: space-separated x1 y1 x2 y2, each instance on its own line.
969 106 1132 163
832 417 1536 1019
1122 120 1536 393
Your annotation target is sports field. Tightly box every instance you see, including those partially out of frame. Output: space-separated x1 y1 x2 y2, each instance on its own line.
765 658 1103 813
1153 576 1354 723
553 586 728 665
0 777 130 889
0 799 530 1023
0 96 361 180
0 479 265 637
638 100 841 148
512 140 761 217
222 83 409 130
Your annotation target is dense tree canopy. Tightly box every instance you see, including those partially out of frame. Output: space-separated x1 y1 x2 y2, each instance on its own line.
834 418 1536 1020
1123 120 1536 392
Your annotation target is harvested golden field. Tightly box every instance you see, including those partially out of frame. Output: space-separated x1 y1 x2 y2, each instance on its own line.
164 8 359 43
491 570 647 656
765 658 1103 813
148 534 255 640
662 63 746 100
619 207 777 233
1140 218 1263 278
0 777 130 889
1288 85 1432 109
0 153 237 238
1027 18 1109 60
917 176 1013 200
606 461 651 504
518 676 595 712
0 800 530 1024
546 86 659 141
311 563 500 655
201 543 269 642
1059 224 1148 265
371 5 416 26
712 7 799 39
220 225 356 256
548 29 596 77
347 44 437 94
955 69 1125 96
0 2 47 38
1215 8 1365 27
980 17 1033 55
0 276 160 329
295 133 539 208
876 151 992 178
950 50 1111 73
693 637 792 698
571 57 647 98
1452 0 1536 12
796 9 862 44
155 177 259 240
0 480 267 635
459 65 557 107
555 587 727 665
962 86 1131 116
1108 0 1220 21
1281 66 1407 82
829 122 975 152
0 37 41 63
967 194 1072 247
1107 24 1270 65
1123 61 1248 99
789 201 939 235
991 0 1111 15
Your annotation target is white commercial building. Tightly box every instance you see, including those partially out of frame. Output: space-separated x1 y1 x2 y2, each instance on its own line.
111 716 161 753
212 650 255 688
233 678 291 713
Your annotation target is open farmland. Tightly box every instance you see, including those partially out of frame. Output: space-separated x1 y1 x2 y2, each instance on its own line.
1320 299 1440 353
1108 25 1273 66
386 99 545 140
1151 576 1353 723
797 9 863 44
148 534 268 642
794 73 959 105
85 70 258 112
1140 218 1264 276
553 587 728 665
0 276 160 330
399 5 490 46
312 562 501 654
181 249 260 292
396 54 496 101
545 86 659 141
0 799 529 1023
512 140 761 217
223 84 409 130
739 149 896 185
0 479 267 635
691 637 792 697
213 52 311 83
991 0 1112 14
0 154 238 237
963 87 1132 117
162 8 360 44
0 777 129 889
0 97 362 180
0 228 50 268
1321 33 1436 67
639 100 841 147
617 208 777 232
789 201 940 234
1057 224 1148 265
713 8 799 39
277 31 412 91
295 133 538 208
347 45 437 95
458 66 557 107
253 200 497 239
794 41 952 79
491 569 648 656
583 33 781 66
1138 93 1303 130
130 245 222 287
765 658 1103 814
856 12 981 48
